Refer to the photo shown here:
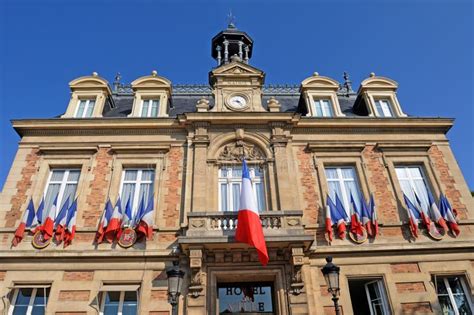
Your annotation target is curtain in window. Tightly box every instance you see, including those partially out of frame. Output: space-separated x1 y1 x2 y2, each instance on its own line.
255 183 265 212
44 184 61 219
141 101 150 117
220 184 228 212
85 100 95 117
232 184 240 212
76 100 86 117
150 100 159 117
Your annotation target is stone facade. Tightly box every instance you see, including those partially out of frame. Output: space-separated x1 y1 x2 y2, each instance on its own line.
0 24 473 315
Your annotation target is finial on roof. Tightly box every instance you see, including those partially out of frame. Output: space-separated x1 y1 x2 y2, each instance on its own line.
227 10 236 29
92 71 98 77
313 72 319 76
370 72 376 77
113 72 122 92
343 71 354 94
151 70 158 77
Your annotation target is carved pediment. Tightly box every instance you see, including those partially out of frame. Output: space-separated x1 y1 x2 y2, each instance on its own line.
211 61 264 77
218 141 265 162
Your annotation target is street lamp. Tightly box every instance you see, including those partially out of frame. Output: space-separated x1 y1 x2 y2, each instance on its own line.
321 256 341 315
167 260 185 315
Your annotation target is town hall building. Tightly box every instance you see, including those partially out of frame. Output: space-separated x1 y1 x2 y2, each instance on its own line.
0 22 472 315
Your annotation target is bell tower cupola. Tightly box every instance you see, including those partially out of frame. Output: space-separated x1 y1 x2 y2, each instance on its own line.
211 18 254 66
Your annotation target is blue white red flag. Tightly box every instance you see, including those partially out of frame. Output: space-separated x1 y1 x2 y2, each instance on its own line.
12 199 36 247
413 191 431 229
369 194 379 237
334 194 348 239
54 197 70 243
439 194 460 237
360 195 372 237
133 196 145 228
41 195 58 240
32 198 44 230
96 198 113 243
136 195 154 240
104 197 122 243
235 160 269 266
325 196 336 241
427 192 448 232
404 194 420 238
349 193 364 237
64 199 77 248
122 198 133 228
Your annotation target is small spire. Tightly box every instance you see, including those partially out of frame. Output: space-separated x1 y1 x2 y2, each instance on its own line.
343 71 354 94
227 10 236 29
113 72 122 92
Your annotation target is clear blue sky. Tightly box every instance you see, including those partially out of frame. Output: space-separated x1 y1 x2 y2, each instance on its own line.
0 0 473 190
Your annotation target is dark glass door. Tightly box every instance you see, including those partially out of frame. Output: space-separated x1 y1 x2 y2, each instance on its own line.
217 282 275 314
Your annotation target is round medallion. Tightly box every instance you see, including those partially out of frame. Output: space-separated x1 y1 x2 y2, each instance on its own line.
118 228 137 248
226 94 248 110
427 223 444 241
348 226 368 244
32 230 51 249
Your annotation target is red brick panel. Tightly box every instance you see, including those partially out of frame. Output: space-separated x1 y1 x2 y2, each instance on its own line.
429 146 468 219
63 271 94 281
150 289 168 301
363 145 399 223
320 285 329 296
395 282 426 293
296 147 319 225
0 271 6 281
58 290 90 301
390 263 420 273
83 148 112 227
401 302 432 313
163 147 183 227
5 148 40 227
324 306 344 315
149 312 169 315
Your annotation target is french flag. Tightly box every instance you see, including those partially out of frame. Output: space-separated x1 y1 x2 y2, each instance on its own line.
404 194 420 238
31 198 44 232
104 197 122 243
235 160 269 266
360 195 373 237
41 195 58 240
12 199 36 247
136 195 154 240
440 194 460 237
63 199 77 248
369 194 379 237
413 192 431 229
325 196 335 242
428 192 448 232
334 194 348 239
96 199 113 243
349 194 364 237
54 197 70 243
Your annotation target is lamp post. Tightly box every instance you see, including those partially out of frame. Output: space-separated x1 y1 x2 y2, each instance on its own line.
167 260 185 315
321 256 341 315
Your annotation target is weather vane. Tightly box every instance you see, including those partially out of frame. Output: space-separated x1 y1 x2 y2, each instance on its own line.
227 10 236 28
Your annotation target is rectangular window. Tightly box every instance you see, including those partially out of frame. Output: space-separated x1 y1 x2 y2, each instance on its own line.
395 166 432 211
218 282 274 314
119 169 155 217
43 169 80 220
325 166 361 216
75 99 96 118
218 166 265 212
348 278 391 315
100 289 139 315
140 99 160 117
9 286 50 315
374 99 393 117
435 275 473 315
313 99 334 117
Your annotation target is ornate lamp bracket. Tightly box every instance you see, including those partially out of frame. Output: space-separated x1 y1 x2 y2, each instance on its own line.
188 247 204 298
290 246 305 295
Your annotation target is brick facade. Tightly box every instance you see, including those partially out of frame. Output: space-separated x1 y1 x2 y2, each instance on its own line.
63 271 94 281
83 148 112 227
391 263 421 273
401 302 433 313
58 290 90 301
4 148 39 227
163 147 183 228
296 147 319 225
395 282 426 293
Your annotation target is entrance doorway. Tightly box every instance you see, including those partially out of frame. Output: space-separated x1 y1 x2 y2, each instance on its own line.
217 282 275 314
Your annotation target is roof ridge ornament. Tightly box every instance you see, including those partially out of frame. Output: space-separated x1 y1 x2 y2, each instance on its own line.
342 71 354 95
227 10 236 29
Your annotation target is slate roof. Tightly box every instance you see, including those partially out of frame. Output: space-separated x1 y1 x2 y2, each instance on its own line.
104 84 362 118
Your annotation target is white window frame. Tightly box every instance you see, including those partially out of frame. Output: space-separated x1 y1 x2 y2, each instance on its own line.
8 287 50 315
99 290 139 315
119 169 155 217
312 98 334 117
218 165 265 212
374 99 393 117
74 99 96 118
435 275 474 315
364 280 391 315
140 99 160 117
43 169 80 214
325 166 361 217
395 165 431 210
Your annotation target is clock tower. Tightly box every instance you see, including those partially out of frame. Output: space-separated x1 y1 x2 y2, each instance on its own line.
209 22 266 112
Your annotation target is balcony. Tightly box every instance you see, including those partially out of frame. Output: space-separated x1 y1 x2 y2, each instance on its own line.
179 211 313 249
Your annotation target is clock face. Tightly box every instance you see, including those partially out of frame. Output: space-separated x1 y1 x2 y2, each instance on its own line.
228 95 248 109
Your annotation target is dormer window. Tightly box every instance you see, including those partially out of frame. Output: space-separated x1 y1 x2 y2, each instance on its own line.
140 99 160 117
374 99 393 117
313 98 334 117
74 99 96 118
